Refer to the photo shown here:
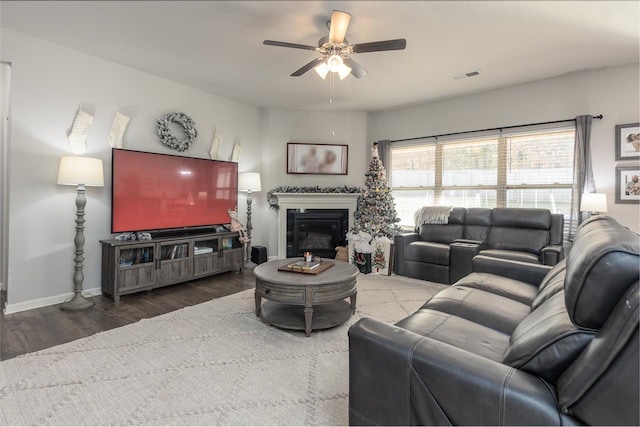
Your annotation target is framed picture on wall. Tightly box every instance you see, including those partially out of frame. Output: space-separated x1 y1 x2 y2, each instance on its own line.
615 165 640 204
615 122 640 160
287 142 348 175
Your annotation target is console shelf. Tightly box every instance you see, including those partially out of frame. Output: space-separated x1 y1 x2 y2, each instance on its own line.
100 231 244 304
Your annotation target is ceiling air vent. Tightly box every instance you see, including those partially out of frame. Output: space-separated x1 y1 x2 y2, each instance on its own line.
452 69 481 80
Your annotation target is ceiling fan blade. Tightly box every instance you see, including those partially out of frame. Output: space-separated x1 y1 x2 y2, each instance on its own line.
263 40 318 51
343 57 368 79
351 39 407 54
291 57 326 77
328 10 351 44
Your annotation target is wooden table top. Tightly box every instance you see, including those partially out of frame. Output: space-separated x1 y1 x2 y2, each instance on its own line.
254 258 359 288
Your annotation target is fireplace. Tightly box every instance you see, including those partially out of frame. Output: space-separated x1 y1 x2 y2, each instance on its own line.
273 192 361 259
287 209 348 259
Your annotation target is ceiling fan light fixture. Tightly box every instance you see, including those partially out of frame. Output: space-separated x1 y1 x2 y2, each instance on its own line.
314 62 330 79
338 63 352 80
327 54 343 72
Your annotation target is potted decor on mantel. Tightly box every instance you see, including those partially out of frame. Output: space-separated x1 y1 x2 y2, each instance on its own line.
347 144 401 275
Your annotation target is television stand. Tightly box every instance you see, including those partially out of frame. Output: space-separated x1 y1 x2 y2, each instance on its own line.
100 230 244 305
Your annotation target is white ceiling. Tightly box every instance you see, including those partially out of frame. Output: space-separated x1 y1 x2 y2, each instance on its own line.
1 1 639 112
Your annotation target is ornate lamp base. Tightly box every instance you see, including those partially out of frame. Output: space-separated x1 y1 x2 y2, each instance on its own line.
60 293 94 311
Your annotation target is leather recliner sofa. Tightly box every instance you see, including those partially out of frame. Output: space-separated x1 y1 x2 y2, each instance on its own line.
349 215 639 426
394 207 564 284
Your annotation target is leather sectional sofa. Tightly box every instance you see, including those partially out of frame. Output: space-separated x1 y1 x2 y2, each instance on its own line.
394 207 564 284
349 215 639 425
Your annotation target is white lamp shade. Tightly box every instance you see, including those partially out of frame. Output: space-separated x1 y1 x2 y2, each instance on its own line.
327 54 343 72
314 62 329 80
338 63 352 80
57 156 104 187
238 172 262 192
580 193 608 213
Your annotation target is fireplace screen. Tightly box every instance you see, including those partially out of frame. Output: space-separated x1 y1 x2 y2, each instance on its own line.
286 209 349 259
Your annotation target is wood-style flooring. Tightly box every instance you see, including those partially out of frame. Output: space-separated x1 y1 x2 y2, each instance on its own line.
0 268 256 361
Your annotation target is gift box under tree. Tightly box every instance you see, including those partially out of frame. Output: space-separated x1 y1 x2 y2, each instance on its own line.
371 239 394 276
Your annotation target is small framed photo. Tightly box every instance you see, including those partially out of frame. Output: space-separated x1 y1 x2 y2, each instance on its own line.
615 165 640 204
615 122 640 160
287 142 348 175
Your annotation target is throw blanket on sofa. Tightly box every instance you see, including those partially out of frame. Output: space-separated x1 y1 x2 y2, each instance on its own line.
414 206 453 226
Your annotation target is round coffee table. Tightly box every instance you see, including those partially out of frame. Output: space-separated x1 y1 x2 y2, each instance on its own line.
254 258 359 336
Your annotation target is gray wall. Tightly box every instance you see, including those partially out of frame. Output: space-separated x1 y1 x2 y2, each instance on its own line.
1 29 371 313
2 28 638 313
368 63 640 233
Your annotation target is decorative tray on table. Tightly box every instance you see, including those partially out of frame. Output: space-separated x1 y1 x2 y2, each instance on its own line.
277 260 335 275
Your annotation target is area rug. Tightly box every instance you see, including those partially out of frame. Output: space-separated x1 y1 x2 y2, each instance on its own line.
0 274 445 426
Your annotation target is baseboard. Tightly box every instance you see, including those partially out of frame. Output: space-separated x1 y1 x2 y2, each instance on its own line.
3 286 101 314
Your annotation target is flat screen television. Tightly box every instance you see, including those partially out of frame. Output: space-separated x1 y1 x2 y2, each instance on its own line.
111 148 238 234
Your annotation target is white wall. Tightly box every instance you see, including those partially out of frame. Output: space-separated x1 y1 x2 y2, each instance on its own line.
259 108 368 259
3 27 637 312
0 62 11 295
368 63 640 232
1 30 262 313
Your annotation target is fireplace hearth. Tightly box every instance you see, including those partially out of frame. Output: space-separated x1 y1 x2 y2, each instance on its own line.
286 209 348 259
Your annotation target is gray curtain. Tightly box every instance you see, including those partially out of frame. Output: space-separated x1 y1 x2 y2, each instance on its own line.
376 139 391 170
570 115 595 239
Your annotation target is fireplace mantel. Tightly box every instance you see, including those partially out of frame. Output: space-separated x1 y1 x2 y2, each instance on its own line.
273 192 361 259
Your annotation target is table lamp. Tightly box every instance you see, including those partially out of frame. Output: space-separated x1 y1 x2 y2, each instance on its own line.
580 193 608 216
57 156 104 310
238 172 262 263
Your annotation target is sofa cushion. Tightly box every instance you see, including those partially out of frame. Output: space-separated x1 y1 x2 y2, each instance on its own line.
564 216 640 329
492 208 552 230
557 283 639 427
463 207 492 242
395 309 509 361
405 241 450 265
531 259 567 310
478 249 541 264
422 286 530 335
487 228 550 255
453 272 538 305
418 207 465 244
502 291 596 383
487 208 552 255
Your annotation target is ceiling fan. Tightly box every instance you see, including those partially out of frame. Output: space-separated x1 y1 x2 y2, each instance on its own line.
263 10 406 80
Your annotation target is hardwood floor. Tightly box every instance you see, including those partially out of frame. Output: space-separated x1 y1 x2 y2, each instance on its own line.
0 268 256 361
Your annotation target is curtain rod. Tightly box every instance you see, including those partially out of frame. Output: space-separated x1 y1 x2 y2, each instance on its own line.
388 114 603 144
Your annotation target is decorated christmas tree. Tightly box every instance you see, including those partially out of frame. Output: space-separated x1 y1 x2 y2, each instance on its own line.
351 144 401 238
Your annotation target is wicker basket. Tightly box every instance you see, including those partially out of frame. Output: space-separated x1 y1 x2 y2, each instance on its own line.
335 246 349 262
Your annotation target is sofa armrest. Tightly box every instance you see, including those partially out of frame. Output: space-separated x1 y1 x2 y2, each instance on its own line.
349 318 573 426
472 254 552 285
541 244 564 265
449 241 483 283
394 233 420 276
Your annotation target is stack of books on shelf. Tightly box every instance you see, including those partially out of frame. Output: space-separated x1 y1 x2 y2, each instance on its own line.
161 244 189 260
287 260 321 271
194 246 214 255
119 247 152 267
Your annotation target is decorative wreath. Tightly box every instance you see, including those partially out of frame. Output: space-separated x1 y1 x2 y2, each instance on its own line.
156 112 197 152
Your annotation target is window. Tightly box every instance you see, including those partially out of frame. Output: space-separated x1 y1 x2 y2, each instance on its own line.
390 126 576 229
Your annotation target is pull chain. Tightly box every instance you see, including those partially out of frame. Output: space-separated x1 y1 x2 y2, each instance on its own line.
329 72 336 136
